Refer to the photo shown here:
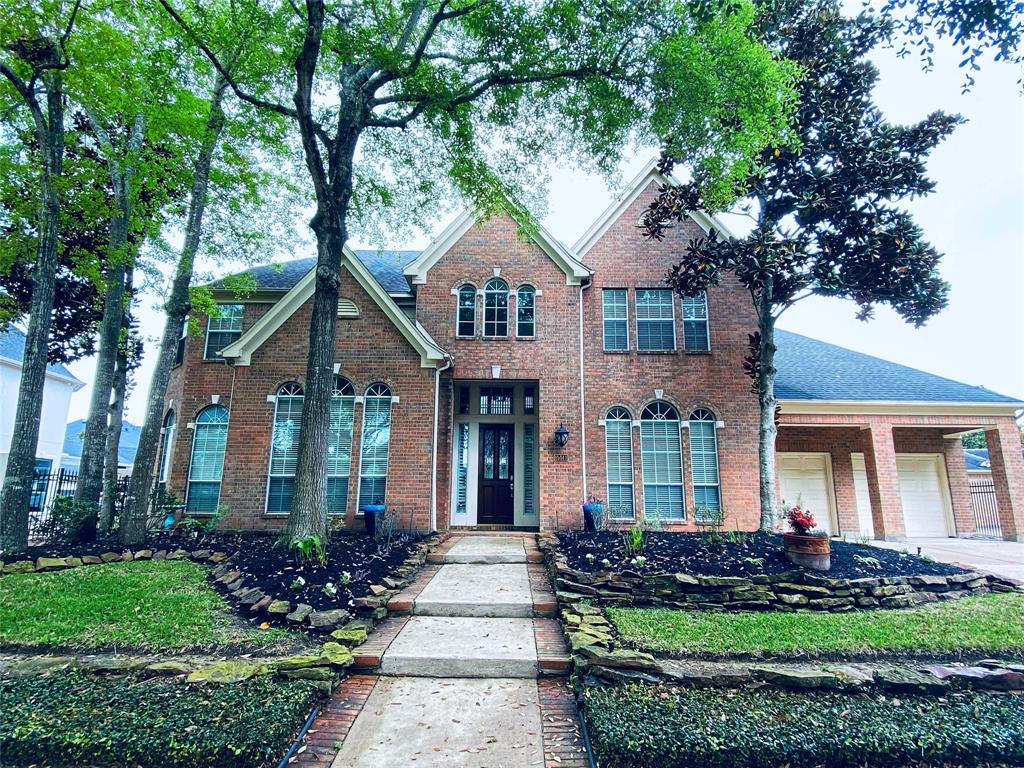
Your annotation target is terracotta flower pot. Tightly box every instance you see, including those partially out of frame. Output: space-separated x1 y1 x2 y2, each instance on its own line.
783 532 831 571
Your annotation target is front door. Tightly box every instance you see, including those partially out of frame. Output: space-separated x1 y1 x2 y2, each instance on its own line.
478 424 514 524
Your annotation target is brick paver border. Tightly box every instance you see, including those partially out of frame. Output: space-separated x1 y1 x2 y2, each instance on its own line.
291 674 378 767
534 617 571 675
385 564 440 613
351 616 408 671
538 678 589 767
528 562 557 616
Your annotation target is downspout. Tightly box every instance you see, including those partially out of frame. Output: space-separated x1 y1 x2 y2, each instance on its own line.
578 276 593 502
430 353 453 533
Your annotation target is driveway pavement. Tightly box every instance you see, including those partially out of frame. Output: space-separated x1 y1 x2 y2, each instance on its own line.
868 537 1024 582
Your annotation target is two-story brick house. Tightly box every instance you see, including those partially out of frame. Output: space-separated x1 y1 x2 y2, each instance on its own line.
157 161 1024 541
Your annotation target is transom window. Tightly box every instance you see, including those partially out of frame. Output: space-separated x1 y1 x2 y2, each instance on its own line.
457 284 476 337
688 408 721 516
682 292 710 351
636 289 675 351
516 285 535 337
602 289 628 351
357 383 393 508
204 304 243 360
186 405 229 513
483 278 509 337
479 386 514 415
267 382 304 513
640 402 684 520
604 407 635 519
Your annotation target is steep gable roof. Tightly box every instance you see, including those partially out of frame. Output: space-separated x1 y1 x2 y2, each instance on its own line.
0 328 83 387
213 250 417 295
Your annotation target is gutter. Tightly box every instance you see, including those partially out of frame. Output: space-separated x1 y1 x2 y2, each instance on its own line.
430 353 454 532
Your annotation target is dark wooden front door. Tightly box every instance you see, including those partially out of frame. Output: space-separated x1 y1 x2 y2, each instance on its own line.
478 424 515 524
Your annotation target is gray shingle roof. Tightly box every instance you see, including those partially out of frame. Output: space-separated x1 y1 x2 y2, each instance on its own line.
775 329 1021 405
217 250 419 294
0 328 80 381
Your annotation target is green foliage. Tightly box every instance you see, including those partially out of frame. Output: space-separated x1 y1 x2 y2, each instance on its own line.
0 671 318 768
853 554 882 569
608 593 1024 657
695 505 726 544
622 526 646 558
961 431 987 449
583 683 1024 768
46 496 98 544
290 534 327 568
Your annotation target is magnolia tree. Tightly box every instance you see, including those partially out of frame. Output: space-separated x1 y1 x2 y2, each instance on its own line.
642 0 959 530
160 0 799 545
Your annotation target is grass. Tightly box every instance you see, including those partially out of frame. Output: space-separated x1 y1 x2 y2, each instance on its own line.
608 592 1024 658
0 559 292 652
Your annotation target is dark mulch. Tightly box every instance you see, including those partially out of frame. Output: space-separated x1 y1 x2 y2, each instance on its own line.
558 530 968 579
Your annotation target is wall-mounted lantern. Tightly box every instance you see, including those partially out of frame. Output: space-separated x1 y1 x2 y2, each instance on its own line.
553 423 570 448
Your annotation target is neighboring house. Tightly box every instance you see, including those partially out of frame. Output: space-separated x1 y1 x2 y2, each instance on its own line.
61 419 141 477
158 161 1024 541
0 328 85 495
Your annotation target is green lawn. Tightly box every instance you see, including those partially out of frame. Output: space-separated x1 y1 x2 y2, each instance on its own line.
608 592 1024 657
0 559 292 652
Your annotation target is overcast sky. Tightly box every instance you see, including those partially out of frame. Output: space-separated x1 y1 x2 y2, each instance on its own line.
65 19 1024 425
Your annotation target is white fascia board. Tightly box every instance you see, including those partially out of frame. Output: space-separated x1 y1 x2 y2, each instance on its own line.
778 398 1024 418
0 355 84 390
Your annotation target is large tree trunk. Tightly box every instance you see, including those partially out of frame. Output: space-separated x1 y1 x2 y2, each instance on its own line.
119 78 227 547
99 269 133 533
0 80 65 556
756 279 779 531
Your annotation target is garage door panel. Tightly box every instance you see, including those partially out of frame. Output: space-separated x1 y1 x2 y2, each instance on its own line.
896 455 949 538
777 453 834 535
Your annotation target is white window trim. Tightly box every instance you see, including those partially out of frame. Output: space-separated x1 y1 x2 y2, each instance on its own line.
264 387 303 516
158 413 176 484
635 288 676 352
483 279 510 338
455 284 477 338
355 387 393 514
603 410 636 521
639 407 685 521
185 407 229 515
682 292 711 352
204 304 244 360
688 412 722 512
602 288 629 351
515 285 537 339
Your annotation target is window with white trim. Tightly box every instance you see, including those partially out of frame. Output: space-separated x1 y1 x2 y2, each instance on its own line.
157 409 176 491
327 377 355 514
602 289 628 351
457 284 476 337
523 423 536 516
357 383 392 508
688 408 721 516
516 284 535 337
682 292 710 351
204 304 243 359
455 423 470 515
267 382 303 513
640 402 684 520
483 278 509 337
636 289 675 351
186 405 229 513
174 320 187 366
604 407 635 519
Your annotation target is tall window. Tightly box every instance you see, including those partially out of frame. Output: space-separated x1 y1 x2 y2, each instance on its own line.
688 408 721 516
523 423 536 516
327 377 355 514
186 405 229 513
604 407 635 519
682 292 710 351
602 289 628 351
174 320 187 365
157 410 176 491
204 304 243 359
640 402 684 520
483 278 509 337
457 284 476 337
454 423 470 515
516 284 535 337
357 383 392 508
267 382 303 513
636 289 675 351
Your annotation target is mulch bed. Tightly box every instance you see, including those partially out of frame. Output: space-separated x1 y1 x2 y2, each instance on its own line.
557 530 969 580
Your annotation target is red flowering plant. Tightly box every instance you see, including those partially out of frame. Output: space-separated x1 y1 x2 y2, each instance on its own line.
785 503 818 536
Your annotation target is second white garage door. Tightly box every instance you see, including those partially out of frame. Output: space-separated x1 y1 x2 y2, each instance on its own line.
896 454 951 537
777 453 836 535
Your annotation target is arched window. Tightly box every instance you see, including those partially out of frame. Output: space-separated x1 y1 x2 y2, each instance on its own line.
688 408 721 515
267 382 303 513
516 284 535 337
186 405 229 513
157 410 176 491
639 402 684 520
604 407 634 519
456 284 476 337
357 383 393 508
483 278 509 337
327 376 355 514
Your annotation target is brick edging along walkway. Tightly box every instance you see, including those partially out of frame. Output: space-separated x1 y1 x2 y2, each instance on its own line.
538 678 589 768
291 674 378 767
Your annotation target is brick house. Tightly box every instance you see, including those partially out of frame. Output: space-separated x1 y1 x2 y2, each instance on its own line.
157 161 1024 541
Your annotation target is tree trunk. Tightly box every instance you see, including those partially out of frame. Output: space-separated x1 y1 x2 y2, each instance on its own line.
0 80 65 556
757 279 779 531
120 77 228 547
99 269 133 533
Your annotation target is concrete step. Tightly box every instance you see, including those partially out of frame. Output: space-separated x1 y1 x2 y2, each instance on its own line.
440 536 527 564
413 564 533 618
379 616 538 678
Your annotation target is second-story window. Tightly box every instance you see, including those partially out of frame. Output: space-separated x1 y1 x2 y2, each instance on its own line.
516 285 535 337
602 289 628 351
456 284 476 337
204 304 243 360
636 289 675 351
483 278 508 337
682 292 710 351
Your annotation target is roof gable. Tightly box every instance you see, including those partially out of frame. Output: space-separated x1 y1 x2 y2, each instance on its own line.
0 328 84 387
213 250 416 295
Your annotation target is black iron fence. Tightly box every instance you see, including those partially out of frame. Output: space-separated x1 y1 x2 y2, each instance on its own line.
27 469 131 542
969 478 1002 538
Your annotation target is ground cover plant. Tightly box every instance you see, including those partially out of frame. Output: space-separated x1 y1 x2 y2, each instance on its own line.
583 682 1024 768
0 560 296 652
0 671 319 768
558 530 965 579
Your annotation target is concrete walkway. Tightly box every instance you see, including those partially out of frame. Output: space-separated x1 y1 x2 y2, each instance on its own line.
868 537 1024 582
329 536 582 768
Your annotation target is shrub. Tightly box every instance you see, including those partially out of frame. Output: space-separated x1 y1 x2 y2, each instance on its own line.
583 683 1024 768
48 496 97 544
0 671 318 768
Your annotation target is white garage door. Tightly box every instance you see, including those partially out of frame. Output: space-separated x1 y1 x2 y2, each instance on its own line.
777 453 834 535
850 454 875 539
896 454 951 538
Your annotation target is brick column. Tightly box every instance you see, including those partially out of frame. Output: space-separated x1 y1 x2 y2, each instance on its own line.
985 420 1024 541
940 437 976 536
861 423 905 540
